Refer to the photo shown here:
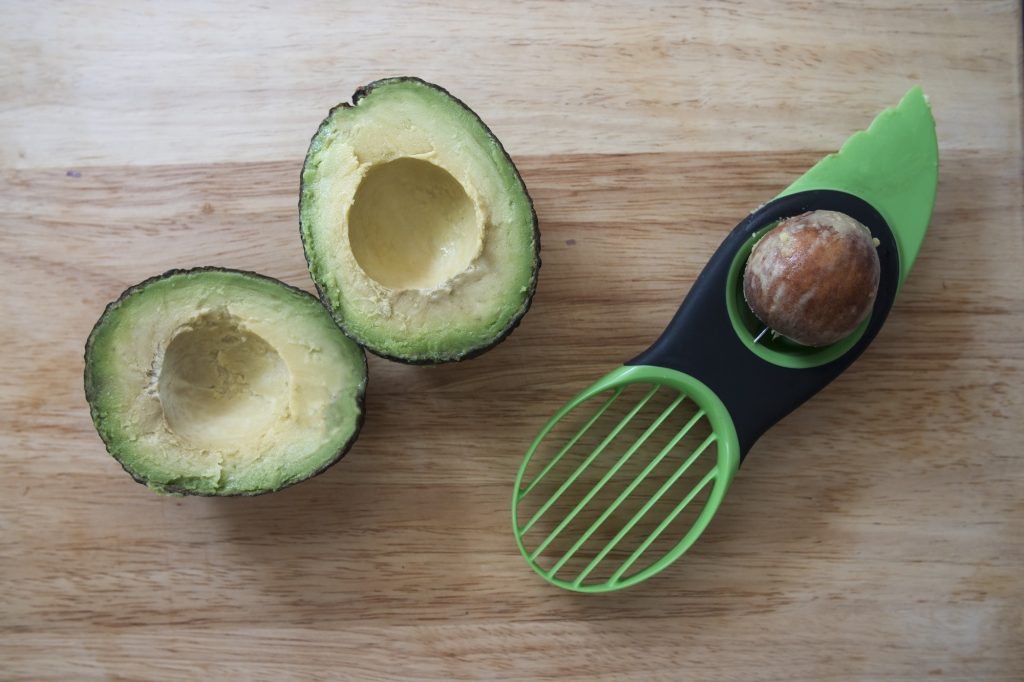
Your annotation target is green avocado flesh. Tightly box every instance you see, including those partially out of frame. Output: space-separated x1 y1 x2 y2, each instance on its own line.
300 77 539 363
84 269 367 496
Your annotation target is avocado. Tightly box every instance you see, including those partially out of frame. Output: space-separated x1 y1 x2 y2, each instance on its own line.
84 268 367 496
299 77 540 363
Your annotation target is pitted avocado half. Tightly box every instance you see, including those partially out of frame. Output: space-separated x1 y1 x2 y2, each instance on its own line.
84 268 367 495
300 77 540 363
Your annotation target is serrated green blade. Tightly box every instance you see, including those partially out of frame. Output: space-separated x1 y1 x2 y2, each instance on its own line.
778 86 939 290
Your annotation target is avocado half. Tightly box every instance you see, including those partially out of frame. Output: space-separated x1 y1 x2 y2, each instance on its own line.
84 268 368 496
299 77 540 363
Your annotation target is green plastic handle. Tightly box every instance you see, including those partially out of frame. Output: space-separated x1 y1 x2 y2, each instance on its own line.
778 86 939 290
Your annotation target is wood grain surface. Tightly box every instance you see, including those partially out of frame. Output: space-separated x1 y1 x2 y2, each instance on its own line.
1 2 1022 680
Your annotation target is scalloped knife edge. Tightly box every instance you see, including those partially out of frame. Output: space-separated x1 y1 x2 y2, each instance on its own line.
779 85 939 290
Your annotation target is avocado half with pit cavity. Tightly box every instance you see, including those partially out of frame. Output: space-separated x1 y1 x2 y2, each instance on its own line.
84 268 367 496
299 77 540 363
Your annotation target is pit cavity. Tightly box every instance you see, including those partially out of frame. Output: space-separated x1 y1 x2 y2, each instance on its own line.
158 311 290 450
348 157 481 290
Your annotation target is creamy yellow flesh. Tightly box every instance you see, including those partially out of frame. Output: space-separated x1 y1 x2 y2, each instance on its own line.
89 272 364 494
348 157 482 290
157 310 290 450
301 80 536 360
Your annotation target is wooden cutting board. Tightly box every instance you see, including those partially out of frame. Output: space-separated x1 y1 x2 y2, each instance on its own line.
2 2 1021 680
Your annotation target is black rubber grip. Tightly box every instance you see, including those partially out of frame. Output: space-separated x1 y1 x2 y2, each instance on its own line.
627 190 900 460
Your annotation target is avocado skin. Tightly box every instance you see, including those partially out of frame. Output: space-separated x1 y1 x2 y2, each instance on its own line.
298 76 541 365
83 266 368 497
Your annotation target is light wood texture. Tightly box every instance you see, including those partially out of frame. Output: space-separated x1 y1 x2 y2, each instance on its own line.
1 2 1021 680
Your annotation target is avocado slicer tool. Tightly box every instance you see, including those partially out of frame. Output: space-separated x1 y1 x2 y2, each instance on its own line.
512 87 939 592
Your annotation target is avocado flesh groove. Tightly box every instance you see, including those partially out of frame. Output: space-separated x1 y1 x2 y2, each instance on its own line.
299 77 540 364
778 86 939 289
84 268 367 496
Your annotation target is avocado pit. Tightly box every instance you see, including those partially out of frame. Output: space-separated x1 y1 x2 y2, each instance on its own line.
348 157 483 291
742 210 880 347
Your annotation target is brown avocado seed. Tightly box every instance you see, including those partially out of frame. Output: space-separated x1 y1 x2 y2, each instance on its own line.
742 210 880 347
